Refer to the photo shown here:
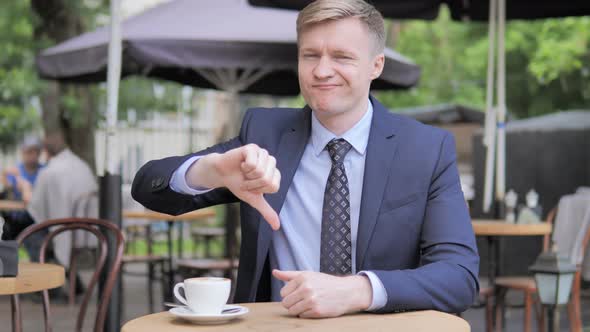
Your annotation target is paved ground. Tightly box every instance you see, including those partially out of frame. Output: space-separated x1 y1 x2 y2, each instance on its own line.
1 264 589 331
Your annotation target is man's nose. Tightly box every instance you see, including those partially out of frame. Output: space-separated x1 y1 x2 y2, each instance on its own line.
312 56 334 79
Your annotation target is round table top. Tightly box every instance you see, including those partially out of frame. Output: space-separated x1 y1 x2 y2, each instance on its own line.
121 302 470 332
123 208 216 222
0 263 65 295
472 220 552 236
0 200 26 212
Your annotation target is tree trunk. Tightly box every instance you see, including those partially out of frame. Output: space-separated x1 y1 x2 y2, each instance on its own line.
31 0 97 170
387 21 402 49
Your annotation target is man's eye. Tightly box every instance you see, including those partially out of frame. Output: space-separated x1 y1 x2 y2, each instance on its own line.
303 54 318 58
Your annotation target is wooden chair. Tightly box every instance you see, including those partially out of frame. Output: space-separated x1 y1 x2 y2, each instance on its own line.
178 219 239 282
120 183 167 312
176 258 239 277
178 210 240 294
190 226 225 258
494 207 590 332
479 283 495 332
67 191 99 305
121 223 166 312
12 218 124 332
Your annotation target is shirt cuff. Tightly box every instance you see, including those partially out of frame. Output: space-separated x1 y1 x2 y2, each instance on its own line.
169 156 213 195
358 270 388 311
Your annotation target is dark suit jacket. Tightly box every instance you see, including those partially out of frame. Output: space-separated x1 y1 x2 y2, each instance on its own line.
132 96 480 313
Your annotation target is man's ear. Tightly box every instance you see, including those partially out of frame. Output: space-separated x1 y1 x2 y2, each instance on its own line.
370 53 385 80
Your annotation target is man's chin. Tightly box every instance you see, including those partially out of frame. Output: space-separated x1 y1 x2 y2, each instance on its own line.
309 98 342 113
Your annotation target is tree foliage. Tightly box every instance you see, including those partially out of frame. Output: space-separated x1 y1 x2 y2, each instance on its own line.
0 0 183 153
378 9 590 118
1 3 589 150
0 0 40 148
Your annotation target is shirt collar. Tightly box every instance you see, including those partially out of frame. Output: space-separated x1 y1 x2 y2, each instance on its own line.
310 99 373 157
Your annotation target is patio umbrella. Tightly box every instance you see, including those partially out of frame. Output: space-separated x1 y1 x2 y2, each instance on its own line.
249 0 590 21
250 0 590 214
36 0 421 96
37 2 420 330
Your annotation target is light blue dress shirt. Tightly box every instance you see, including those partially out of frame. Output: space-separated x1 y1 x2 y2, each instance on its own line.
170 100 387 310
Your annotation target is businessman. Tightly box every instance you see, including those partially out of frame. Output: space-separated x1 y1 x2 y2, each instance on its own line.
132 0 479 318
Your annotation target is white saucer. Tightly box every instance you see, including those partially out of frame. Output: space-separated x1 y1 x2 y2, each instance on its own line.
169 305 249 325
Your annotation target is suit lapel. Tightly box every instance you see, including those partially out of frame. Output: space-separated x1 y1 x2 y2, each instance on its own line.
356 96 400 271
266 107 311 215
255 107 311 278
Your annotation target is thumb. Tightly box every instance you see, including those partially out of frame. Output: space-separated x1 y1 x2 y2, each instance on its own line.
247 194 280 231
272 269 300 282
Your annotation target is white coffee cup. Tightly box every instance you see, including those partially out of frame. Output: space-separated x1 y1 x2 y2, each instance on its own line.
173 277 231 315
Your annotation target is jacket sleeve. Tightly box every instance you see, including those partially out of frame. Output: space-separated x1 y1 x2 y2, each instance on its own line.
131 110 255 215
370 133 480 314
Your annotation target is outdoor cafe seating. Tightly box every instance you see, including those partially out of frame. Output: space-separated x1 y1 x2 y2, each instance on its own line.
11 218 124 332
494 197 590 332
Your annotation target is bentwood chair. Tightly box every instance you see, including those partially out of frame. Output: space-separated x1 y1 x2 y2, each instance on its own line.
12 218 124 332
494 206 590 332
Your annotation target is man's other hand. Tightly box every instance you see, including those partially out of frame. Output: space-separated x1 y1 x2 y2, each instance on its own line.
272 269 372 318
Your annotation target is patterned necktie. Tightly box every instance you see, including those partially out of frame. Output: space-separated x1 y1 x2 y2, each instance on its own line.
320 138 353 275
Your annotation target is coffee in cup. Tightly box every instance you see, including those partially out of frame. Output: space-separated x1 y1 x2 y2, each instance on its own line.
173 277 231 315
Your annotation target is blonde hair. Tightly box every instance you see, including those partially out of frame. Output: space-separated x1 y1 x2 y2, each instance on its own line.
296 0 385 54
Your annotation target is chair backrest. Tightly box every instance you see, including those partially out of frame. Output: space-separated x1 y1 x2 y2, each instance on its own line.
545 201 590 266
551 194 590 264
577 208 590 269
71 191 99 250
542 207 557 251
71 191 98 218
15 218 124 332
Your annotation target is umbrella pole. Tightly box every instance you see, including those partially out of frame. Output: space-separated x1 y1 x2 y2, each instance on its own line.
482 0 497 214
98 0 123 331
104 0 122 176
494 0 507 218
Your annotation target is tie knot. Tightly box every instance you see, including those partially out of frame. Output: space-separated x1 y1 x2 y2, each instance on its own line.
326 138 352 164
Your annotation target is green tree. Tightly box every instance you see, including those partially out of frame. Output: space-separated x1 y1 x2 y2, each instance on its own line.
378 10 590 119
0 0 40 149
0 0 184 164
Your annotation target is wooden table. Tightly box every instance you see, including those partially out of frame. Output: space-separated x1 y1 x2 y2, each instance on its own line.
472 220 552 329
123 208 216 301
1 263 65 332
0 200 25 212
472 220 552 237
472 220 552 284
121 302 470 332
0 262 65 295
123 209 215 221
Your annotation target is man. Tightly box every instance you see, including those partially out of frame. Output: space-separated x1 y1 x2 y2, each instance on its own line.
132 0 479 317
27 131 98 266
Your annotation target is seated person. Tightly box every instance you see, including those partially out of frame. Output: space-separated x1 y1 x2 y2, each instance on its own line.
1 137 44 261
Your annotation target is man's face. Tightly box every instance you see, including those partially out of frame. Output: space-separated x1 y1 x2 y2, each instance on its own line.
22 147 41 168
298 17 384 120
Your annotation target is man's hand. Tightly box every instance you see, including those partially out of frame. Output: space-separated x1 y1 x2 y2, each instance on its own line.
272 269 372 318
186 144 281 230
